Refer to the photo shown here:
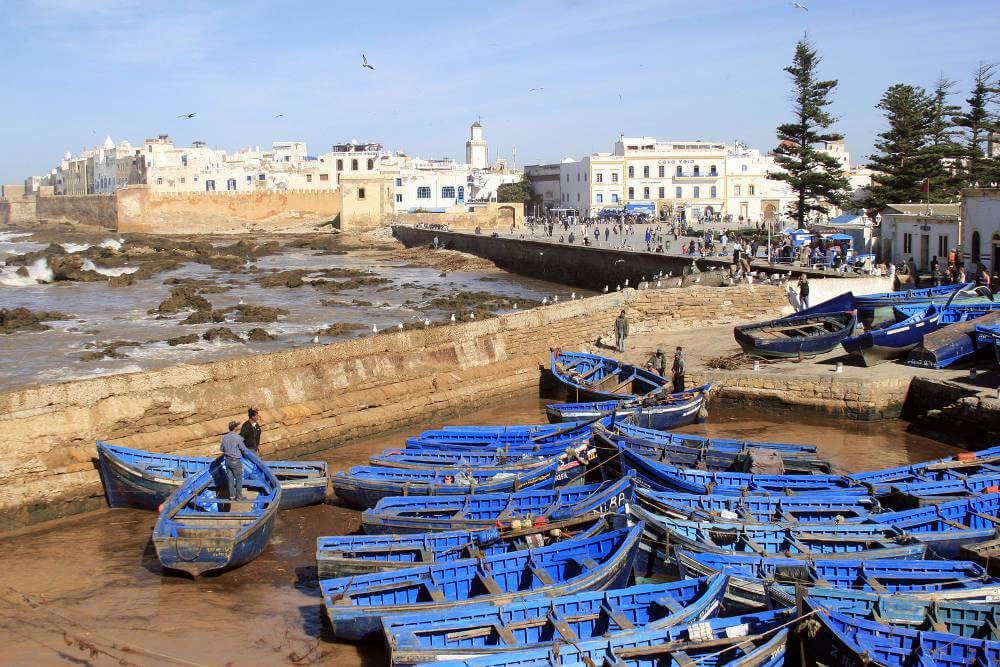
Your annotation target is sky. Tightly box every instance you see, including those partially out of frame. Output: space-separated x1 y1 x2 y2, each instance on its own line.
1 0 997 184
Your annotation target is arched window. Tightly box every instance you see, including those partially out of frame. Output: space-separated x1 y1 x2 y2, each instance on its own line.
367 159 374 170
628 166 634 178
972 231 981 263
643 166 649 178
693 186 700 199
676 165 683 177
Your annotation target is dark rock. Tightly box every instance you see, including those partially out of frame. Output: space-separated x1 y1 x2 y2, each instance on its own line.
79 340 142 361
311 277 391 292
15 266 28 277
180 310 227 324
287 236 345 253
166 333 200 346
0 308 70 334
202 327 245 343
247 327 278 342
198 255 245 272
107 273 135 288
151 287 213 315
316 322 366 337
256 270 307 288
48 256 104 282
234 304 289 322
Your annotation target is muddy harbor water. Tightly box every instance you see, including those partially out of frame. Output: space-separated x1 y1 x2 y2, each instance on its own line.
0 397 959 666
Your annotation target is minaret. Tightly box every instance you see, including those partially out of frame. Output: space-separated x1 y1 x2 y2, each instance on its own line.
466 120 488 169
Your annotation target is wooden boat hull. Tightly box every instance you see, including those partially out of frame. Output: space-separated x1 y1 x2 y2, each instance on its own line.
635 487 880 523
96 442 327 510
734 311 857 358
153 452 280 577
419 609 794 667
332 461 559 510
976 324 1000 367
549 350 668 402
316 513 614 579
382 575 728 665
797 598 1000 667
842 310 940 366
321 525 642 641
361 477 634 535
675 551 997 609
909 310 1000 369
854 283 973 327
545 384 711 430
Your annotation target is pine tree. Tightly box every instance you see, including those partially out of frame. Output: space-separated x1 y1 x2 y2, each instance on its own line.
864 84 932 212
923 75 963 200
953 62 1000 187
769 38 851 228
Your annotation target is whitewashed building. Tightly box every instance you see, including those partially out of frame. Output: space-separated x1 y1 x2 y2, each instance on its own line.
883 203 960 270
962 188 1000 274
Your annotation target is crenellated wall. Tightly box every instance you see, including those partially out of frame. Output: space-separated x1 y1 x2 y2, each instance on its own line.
0 284 790 531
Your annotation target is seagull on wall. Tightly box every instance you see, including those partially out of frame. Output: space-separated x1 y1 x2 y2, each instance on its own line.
362 54 375 70
791 2 808 10
177 113 196 119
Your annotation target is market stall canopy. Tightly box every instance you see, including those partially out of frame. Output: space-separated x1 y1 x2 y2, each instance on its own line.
625 203 655 213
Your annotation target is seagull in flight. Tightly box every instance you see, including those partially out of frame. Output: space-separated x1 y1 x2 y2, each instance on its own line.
274 113 285 118
362 54 375 70
529 87 544 92
791 2 808 9
177 113 196 119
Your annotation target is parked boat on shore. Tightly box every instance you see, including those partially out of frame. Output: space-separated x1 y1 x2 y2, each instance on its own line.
544 384 711 430
734 309 857 358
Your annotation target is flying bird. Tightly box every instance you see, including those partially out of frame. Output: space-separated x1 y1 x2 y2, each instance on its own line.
362 54 375 70
791 2 808 9
177 113 196 119
275 113 285 118
529 87 544 92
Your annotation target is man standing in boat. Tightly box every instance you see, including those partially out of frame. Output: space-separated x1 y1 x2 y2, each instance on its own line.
241 408 262 455
672 347 686 392
614 310 629 353
221 420 250 501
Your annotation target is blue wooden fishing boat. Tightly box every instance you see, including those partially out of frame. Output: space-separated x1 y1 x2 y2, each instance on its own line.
152 451 280 577
361 477 634 534
631 504 924 576
405 417 612 452
855 492 1000 559
617 446 866 495
885 474 1000 509
545 384 711 430
771 587 1000 639
320 524 643 641
550 350 669 402
675 551 1000 608
733 309 857 358
976 323 1000 366
593 425 832 475
635 487 880 523
801 597 1000 667
842 305 944 366
381 575 729 665
906 307 1000 368
316 513 617 578
613 421 820 455
96 441 327 510
332 461 560 510
854 282 976 326
849 446 1000 496
422 608 794 667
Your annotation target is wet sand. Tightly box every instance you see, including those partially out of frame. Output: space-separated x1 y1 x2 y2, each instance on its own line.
0 398 959 666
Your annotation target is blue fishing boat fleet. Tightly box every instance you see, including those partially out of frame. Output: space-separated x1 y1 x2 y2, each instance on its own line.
88 340 1000 665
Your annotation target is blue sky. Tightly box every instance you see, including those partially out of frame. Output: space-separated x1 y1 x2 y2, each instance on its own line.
1 0 997 184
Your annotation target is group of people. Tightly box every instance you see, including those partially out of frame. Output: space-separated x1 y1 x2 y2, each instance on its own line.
614 310 687 392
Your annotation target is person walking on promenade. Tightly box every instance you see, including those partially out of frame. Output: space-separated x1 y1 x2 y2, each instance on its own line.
240 408 262 454
798 274 810 311
221 420 250 501
614 310 629 353
646 347 668 376
672 347 686 392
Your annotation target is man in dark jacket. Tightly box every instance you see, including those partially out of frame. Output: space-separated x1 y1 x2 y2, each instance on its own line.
646 348 668 375
672 347 686 392
240 408 262 454
614 310 629 353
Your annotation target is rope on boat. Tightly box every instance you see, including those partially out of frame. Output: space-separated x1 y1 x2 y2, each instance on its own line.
0 579 208 667
685 609 819 664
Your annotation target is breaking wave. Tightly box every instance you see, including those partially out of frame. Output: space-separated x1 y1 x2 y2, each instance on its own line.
81 258 139 277
99 238 125 251
61 243 91 253
0 258 54 286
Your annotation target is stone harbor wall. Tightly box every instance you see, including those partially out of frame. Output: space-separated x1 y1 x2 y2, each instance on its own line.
0 284 789 531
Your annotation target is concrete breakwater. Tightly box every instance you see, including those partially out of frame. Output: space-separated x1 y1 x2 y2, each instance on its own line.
392 225 861 292
0 283 790 531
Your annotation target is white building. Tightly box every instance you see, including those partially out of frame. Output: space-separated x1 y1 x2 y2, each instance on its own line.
466 122 488 169
883 203 960 269
962 188 1000 274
